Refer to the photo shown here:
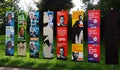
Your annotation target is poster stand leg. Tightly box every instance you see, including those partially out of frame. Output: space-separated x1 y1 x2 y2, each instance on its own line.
34 58 36 63
111 64 114 70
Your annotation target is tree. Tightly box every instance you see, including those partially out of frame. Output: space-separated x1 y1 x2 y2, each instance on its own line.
37 0 74 37
38 0 74 12
82 0 120 40
0 0 20 34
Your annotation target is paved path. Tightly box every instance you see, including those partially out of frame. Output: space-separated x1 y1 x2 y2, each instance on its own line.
0 67 34 70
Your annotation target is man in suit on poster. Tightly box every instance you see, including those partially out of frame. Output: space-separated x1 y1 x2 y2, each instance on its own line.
57 47 67 59
57 15 67 26
72 15 83 44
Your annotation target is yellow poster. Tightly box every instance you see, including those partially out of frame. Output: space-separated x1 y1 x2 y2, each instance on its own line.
72 11 84 61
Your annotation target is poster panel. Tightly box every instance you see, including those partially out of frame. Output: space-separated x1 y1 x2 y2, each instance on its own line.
72 11 84 61
88 44 100 62
57 11 68 60
88 27 100 44
5 12 14 56
17 12 27 56
88 10 100 62
29 12 40 58
43 11 54 58
30 41 39 58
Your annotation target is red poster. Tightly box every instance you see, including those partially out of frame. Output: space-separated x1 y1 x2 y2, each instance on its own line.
88 44 100 62
88 10 100 27
88 27 100 44
88 10 100 62
57 11 68 60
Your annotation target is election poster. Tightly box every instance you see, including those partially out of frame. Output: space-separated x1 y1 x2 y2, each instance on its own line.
17 12 27 56
43 11 54 58
5 12 14 56
72 11 84 61
88 27 100 44
88 10 100 62
88 44 100 62
30 41 39 58
29 12 40 58
57 11 68 60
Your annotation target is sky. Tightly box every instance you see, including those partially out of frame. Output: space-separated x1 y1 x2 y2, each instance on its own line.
17 0 99 12
18 0 40 12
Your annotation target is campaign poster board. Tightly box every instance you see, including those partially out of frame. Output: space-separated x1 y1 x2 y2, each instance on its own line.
88 10 100 62
17 12 27 56
57 11 68 60
43 11 54 58
72 11 84 61
5 12 14 56
29 12 40 58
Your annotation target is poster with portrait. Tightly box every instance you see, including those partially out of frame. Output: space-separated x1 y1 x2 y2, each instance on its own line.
17 12 27 56
29 12 39 41
5 12 14 56
43 11 54 58
57 11 68 60
88 10 100 62
30 41 39 58
29 12 40 58
72 11 84 61
5 26 14 56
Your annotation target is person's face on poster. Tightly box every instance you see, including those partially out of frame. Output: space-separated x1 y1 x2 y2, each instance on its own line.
79 15 82 20
34 15 37 20
22 20 26 25
7 41 12 48
33 45 36 50
60 47 64 56
73 52 79 59
19 27 24 36
7 13 12 20
60 16 64 24
30 43 34 49
48 14 53 22
30 13 34 19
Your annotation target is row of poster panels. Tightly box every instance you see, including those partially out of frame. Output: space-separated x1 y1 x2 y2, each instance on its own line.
5 11 100 63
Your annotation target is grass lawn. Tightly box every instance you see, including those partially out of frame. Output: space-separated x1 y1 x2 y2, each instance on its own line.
0 34 120 70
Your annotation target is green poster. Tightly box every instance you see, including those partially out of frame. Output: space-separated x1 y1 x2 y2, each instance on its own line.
17 12 27 56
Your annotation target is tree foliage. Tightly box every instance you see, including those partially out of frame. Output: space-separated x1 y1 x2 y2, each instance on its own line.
38 0 74 12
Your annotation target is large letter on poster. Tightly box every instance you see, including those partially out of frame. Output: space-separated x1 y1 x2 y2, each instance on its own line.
72 11 84 61
17 12 27 56
29 12 40 58
57 11 68 60
88 10 100 62
43 11 54 58
5 12 14 56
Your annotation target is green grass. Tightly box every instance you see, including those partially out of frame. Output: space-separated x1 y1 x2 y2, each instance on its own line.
0 34 120 70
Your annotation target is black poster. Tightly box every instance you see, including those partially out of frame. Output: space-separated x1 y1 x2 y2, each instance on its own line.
105 10 119 64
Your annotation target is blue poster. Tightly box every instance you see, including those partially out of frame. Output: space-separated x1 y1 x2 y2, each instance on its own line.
5 12 14 56
29 12 40 58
